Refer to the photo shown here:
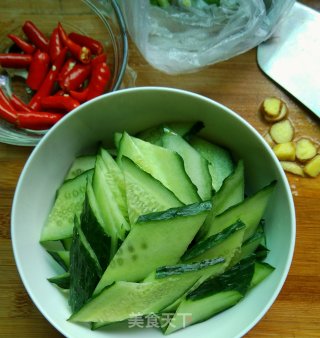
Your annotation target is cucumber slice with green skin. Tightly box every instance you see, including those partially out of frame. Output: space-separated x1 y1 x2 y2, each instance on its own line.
40 170 93 242
94 202 212 295
161 131 212 201
164 290 243 335
197 160 245 240
163 257 256 334
99 148 128 224
64 155 96 181
187 256 256 300
48 272 70 289
117 132 200 204
119 156 183 224
250 261 275 288
156 257 225 278
92 155 129 243
69 217 102 312
47 250 70 271
69 257 226 323
61 238 72 251
80 184 112 270
135 121 204 146
204 181 276 242
182 220 246 262
190 136 234 192
238 223 265 261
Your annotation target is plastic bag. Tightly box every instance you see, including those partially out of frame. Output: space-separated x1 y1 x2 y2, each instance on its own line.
119 0 295 74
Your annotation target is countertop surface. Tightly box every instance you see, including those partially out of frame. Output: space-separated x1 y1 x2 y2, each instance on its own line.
0 1 319 337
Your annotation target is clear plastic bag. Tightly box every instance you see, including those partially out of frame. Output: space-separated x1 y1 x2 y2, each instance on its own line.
119 0 295 74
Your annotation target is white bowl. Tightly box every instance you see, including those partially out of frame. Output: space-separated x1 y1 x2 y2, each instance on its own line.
11 87 295 338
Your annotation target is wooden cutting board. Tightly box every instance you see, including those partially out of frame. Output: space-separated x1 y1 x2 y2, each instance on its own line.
0 1 319 337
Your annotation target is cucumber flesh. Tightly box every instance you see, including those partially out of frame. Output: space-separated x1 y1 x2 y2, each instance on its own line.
94 202 211 295
117 132 200 204
40 170 93 242
135 121 204 146
92 155 129 242
99 148 128 224
70 257 226 323
119 156 183 224
250 261 275 288
164 290 243 335
197 160 244 240
64 155 96 181
161 131 212 201
48 272 70 290
190 136 234 192
182 220 246 262
46 250 70 271
204 181 276 242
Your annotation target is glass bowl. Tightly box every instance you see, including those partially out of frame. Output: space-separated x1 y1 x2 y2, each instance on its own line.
0 0 128 146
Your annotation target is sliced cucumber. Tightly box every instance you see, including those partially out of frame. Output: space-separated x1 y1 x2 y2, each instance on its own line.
117 132 200 204
99 148 128 224
80 184 112 270
238 223 265 261
69 217 102 312
64 155 96 181
48 272 70 290
70 257 225 323
119 156 183 224
190 136 234 192
250 261 275 288
164 290 243 335
46 250 70 271
198 160 245 240
156 258 225 278
164 257 256 334
161 131 212 201
94 202 212 295
92 155 129 242
40 170 93 242
204 181 276 242
182 220 246 262
135 121 204 146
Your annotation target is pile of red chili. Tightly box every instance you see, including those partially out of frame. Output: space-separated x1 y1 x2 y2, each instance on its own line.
0 21 111 130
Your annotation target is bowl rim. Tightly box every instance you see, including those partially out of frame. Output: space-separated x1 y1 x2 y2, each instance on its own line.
11 86 296 338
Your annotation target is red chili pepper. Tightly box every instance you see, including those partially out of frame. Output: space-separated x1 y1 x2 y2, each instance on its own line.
68 32 103 55
48 27 63 62
58 23 91 64
86 62 111 100
0 53 32 68
10 94 33 113
7 34 35 54
26 50 51 90
91 53 107 67
54 90 65 96
0 88 17 124
69 87 89 103
40 95 80 112
59 63 91 92
29 47 68 110
0 87 15 110
58 58 77 83
16 111 63 130
22 21 49 52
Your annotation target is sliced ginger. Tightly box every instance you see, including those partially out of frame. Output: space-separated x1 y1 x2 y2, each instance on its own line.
280 161 304 176
304 154 320 177
270 119 294 144
295 138 317 162
273 142 296 161
261 97 288 122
